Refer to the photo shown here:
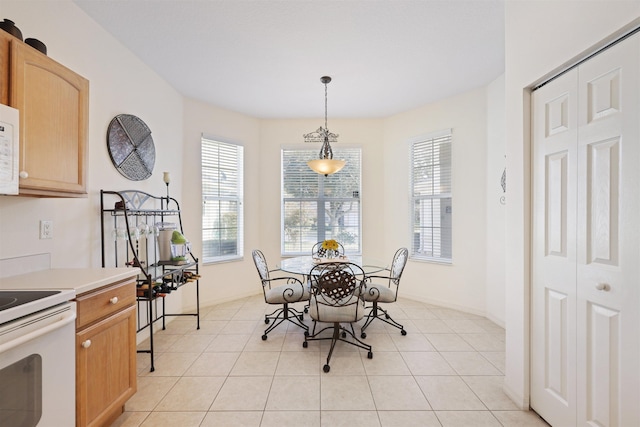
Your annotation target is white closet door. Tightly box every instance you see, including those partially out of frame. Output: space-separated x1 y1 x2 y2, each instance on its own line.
532 32 640 427
531 68 579 427
576 34 640 427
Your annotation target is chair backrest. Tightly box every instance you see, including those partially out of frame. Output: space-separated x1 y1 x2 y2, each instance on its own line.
311 241 345 257
390 248 409 284
308 262 366 322
252 249 269 283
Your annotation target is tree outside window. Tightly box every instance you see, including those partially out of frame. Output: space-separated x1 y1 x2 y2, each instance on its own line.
282 148 361 255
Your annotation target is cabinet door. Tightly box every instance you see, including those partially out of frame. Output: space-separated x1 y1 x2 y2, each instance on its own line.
76 305 136 427
10 40 89 196
0 31 10 105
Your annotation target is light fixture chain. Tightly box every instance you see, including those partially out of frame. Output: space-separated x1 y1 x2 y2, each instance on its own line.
307 75 346 176
324 80 328 132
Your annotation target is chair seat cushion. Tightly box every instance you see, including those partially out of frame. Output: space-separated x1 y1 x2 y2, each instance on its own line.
265 283 310 304
309 295 365 323
362 284 396 303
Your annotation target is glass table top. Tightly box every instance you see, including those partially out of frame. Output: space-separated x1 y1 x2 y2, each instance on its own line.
278 255 387 276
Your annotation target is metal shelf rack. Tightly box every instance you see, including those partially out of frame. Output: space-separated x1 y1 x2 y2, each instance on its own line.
100 190 200 372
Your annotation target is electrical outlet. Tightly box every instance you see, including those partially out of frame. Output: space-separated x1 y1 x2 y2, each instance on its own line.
40 220 53 239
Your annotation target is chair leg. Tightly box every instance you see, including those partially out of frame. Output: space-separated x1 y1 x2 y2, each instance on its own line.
304 321 373 373
340 324 372 355
323 324 341 372
360 302 406 338
262 302 308 340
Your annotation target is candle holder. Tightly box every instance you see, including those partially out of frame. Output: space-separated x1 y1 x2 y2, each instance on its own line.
163 172 170 201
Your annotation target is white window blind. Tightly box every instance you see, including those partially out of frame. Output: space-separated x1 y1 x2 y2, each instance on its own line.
201 137 244 263
410 130 452 262
281 147 361 255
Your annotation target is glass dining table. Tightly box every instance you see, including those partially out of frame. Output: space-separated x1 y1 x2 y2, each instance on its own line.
278 255 387 276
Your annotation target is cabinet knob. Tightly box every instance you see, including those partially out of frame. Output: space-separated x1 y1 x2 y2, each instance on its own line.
81 340 92 349
19 171 28 179
110 296 119 305
595 283 610 291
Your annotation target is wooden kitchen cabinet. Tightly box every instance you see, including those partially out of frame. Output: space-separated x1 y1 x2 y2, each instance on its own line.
0 30 89 197
0 31 9 106
75 278 137 427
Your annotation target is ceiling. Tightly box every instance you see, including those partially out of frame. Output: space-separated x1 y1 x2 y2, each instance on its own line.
73 0 505 119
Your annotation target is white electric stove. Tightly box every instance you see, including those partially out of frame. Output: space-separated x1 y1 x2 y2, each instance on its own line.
0 288 77 426
0 288 75 324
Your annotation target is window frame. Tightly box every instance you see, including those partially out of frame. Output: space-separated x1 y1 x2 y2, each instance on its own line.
409 129 453 264
281 145 362 256
200 136 244 264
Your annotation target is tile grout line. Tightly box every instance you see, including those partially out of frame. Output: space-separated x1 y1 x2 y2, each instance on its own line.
118 296 523 427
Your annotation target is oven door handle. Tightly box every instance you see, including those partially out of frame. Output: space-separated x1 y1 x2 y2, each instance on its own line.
0 306 76 353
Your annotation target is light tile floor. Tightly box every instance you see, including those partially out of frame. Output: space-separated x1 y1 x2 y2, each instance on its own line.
111 295 549 427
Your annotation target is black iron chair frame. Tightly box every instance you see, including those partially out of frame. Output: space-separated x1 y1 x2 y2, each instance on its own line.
360 248 409 338
303 241 347 314
252 250 309 340
302 262 372 373
261 277 308 340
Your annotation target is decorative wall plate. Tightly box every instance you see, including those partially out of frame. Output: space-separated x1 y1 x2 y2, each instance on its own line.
107 114 155 180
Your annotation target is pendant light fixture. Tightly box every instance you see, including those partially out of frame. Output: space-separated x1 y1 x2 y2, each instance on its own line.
307 76 346 176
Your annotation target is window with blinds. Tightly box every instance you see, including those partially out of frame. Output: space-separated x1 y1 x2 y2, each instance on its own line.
282 147 361 255
201 137 244 263
410 130 452 263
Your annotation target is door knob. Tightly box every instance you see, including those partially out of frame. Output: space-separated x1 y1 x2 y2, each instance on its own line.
595 283 610 291
19 171 28 179
110 296 119 304
82 340 92 348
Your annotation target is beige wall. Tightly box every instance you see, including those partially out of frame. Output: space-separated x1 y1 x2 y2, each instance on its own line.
383 86 490 315
183 91 497 314
0 0 184 268
0 0 185 318
258 118 385 260
5 0 640 411
181 111 386 309
485 74 506 326
181 98 261 308
0 0 502 358
503 0 640 409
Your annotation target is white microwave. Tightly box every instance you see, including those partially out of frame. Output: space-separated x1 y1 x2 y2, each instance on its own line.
0 104 19 195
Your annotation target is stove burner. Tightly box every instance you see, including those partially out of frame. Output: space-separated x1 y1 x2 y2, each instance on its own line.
0 296 18 309
0 290 61 311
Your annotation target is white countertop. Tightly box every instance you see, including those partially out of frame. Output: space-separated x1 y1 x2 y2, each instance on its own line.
0 267 140 296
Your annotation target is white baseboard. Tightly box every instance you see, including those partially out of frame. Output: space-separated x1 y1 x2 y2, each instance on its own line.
400 291 486 318
181 290 262 313
503 382 529 410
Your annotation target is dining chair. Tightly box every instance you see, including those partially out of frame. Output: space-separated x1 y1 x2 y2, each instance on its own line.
303 240 346 314
359 247 409 338
252 249 309 340
303 261 372 373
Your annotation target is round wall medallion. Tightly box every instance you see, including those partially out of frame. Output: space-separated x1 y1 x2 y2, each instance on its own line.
107 114 155 181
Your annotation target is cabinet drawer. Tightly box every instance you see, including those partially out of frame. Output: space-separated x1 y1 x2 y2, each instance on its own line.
76 279 135 329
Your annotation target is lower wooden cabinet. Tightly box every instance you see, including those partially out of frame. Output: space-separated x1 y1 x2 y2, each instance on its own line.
75 279 136 427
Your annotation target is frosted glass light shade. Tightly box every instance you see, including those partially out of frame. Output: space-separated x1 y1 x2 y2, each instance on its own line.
307 159 346 176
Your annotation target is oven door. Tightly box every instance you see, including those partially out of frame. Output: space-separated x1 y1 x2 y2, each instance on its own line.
0 302 76 427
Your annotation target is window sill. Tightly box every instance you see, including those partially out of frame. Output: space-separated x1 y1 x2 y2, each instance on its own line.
202 256 244 266
409 256 452 265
